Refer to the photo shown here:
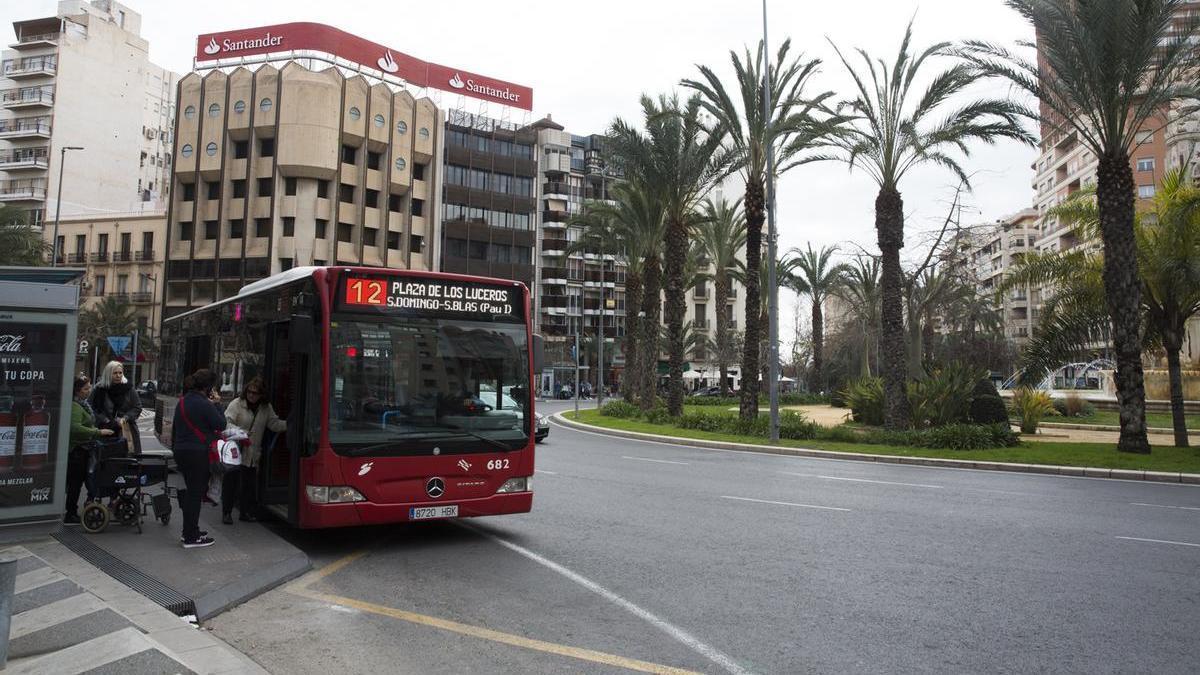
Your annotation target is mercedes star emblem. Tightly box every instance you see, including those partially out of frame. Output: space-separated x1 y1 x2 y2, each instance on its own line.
426 477 445 499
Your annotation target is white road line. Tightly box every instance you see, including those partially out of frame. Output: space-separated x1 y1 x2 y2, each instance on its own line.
536 469 558 475
459 523 751 675
623 456 690 466
721 495 851 512
1115 536 1200 548
817 474 942 489
1130 502 1200 511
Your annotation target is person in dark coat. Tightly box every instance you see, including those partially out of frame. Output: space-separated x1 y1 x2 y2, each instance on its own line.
171 369 226 549
89 360 143 454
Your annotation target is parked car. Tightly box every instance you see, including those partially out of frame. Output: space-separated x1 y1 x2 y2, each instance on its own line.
534 411 549 443
136 380 158 408
693 386 725 397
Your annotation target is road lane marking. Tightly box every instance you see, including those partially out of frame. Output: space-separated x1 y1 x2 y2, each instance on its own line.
1130 502 1200 511
291 586 700 675
777 472 942 489
720 495 851 512
623 456 690 466
1115 536 1200 548
286 548 371 593
459 522 751 675
537 469 559 475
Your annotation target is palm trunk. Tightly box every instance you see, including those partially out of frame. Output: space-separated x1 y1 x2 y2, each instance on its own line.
1164 329 1188 448
906 295 923 379
810 295 824 393
877 187 911 429
715 270 730 396
740 180 764 420
639 256 662 411
664 215 687 417
1096 153 1150 454
622 272 643 404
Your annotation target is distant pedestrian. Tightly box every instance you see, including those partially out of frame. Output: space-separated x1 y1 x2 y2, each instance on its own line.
172 369 225 548
64 376 114 524
221 378 286 525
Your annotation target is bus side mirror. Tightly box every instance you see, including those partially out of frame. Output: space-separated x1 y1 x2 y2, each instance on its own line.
290 315 315 354
532 334 544 374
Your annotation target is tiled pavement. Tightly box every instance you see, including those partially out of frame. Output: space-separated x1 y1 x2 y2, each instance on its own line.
2 541 266 674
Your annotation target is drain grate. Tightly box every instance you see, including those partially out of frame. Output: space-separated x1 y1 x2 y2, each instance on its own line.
52 528 196 616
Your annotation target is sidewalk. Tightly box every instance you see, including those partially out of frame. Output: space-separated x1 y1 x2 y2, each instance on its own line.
1 539 266 674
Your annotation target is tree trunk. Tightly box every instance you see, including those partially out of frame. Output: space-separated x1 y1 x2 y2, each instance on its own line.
622 272 643 404
810 295 824 393
906 295 923 379
876 187 912 429
740 180 764 420
639 256 662 411
664 215 687 417
715 270 730 396
1096 153 1150 453
1164 329 1188 448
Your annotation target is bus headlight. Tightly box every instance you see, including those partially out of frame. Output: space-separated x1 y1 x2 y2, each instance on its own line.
306 485 366 504
496 477 530 493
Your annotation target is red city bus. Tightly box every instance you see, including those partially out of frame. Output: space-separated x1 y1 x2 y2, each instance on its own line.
156 267 539 528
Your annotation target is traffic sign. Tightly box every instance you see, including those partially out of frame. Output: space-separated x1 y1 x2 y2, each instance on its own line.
106 336 132 357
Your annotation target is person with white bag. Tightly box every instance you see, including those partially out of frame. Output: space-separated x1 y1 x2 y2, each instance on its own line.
221 378 286 525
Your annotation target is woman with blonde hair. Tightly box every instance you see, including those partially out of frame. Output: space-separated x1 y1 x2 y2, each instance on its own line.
88 360 142 454
222 377 286 524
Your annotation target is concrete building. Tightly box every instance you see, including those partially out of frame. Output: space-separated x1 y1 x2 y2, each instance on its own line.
962 209 1039 345
0 0 178 229
164 62 441 317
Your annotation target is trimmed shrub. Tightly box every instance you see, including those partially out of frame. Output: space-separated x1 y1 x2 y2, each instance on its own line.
1053 393 1095 419
684 393 830 407
1013 387 1055 434
969 379 1010 425
778 411 819 440
843 377 885 426
912 423 1018 450
643 406 673 425
909 362 986 428
677 411 729 432
779 393 829 406
684 396 741 407
600 401 638 419
829 387 848 408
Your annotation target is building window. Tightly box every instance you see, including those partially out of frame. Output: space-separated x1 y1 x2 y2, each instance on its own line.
95 275 106 296
413 163 425 180
314 259 326 266
411 198 424 217
339 183 355 203
336 222 353 243
184 105 195 120
181 144 193 158
365 189 379 209
394 157 406 172
233 140 248 159
387 231 400 250
229 219 244 239
182 183 195 201
373 113 385 128
410 234 424 254
1136 130 1153 145
74 234 85 254
363 227 378 246
315 219 328 239
204 221 218 240
260 138 274 157
367 151 381 170
285 177 297 196
341 145 357 165
257 178 273 197
233 100 245 114
206 181 220 199
317 180 330 199
419 127 430 140
388 194 402 212
208 103 220 118
282 217 295 237
468 241 487 260
205 142 217 157
1138 184 1156 199
179 222 193 240
349 107 361 121
255 218 270 237
232 179 246 198
1137 158 1154 172
279 257 294 271
259 98 272 112
396 120 408 135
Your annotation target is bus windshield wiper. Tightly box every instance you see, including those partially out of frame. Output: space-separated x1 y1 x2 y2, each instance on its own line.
343 427 516 456
432 423 515 453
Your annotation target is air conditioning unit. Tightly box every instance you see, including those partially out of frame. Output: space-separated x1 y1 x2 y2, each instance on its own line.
145 129 156 140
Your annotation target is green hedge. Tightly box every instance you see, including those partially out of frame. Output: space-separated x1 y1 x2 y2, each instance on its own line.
683 393 830 407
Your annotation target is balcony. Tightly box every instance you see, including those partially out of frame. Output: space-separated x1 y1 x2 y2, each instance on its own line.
693 288 709 299
542 209 569 224
136 249 155 262
112 250 134 263
10 33 59 50
129 292 153 304
67 252 87 265
542 182 572 198
1 88 54 110
694 320 710 330
108 292 130 303
0 117 51 140
4 58 56 79
0 150 48 171
90 251 110 263
0 180 46 202
543 238 570 255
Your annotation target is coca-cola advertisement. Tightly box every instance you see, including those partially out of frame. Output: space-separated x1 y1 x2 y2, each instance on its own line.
0 324 66 507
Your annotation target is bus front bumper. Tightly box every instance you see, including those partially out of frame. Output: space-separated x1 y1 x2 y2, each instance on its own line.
298 491 533 529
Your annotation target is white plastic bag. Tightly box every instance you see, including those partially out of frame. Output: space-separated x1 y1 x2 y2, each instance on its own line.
206 474 222 504
222 425 249 443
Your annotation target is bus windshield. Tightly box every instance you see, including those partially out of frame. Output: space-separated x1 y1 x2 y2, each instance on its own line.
328 316 531 456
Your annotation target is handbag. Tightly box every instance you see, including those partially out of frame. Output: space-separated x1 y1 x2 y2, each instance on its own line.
176 395 225 474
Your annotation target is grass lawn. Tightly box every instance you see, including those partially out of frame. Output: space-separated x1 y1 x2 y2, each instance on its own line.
1061 410 1200 430
568 409 1200 474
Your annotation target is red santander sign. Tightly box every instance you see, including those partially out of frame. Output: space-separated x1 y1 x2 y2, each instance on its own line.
196 22 532 111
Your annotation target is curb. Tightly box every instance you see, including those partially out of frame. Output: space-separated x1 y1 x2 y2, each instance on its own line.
1038 421 1191 436
552 413 1200 485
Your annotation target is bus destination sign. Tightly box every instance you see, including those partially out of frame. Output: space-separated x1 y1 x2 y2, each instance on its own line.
340 275 523 322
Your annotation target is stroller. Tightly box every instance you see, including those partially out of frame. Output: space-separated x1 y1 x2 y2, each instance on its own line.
80 438 175 534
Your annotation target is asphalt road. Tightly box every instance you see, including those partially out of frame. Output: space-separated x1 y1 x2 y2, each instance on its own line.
208 399 1200 674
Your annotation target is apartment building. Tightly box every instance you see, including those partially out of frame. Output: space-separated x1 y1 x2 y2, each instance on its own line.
164 62 440 317
961 209 1039 345
0 0 178 228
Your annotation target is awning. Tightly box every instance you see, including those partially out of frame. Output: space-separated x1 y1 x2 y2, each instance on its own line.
656 361 691 375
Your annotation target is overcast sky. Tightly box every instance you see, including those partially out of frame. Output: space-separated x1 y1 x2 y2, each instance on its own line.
5 0 1041 337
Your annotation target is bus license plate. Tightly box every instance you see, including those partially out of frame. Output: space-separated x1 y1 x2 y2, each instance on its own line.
409 505 458 520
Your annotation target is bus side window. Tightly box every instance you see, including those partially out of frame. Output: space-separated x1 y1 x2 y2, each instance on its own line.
184 335 212 377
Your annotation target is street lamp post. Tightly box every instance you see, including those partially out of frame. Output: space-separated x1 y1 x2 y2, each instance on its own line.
762 0 781 442
596 166 609 408
140 272 158 380
50 146 84 267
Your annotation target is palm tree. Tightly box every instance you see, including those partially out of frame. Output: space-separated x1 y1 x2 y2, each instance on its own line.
565 180 665 407
696 197 748 395
835 258 882 378
963 1 1200 452
1002 167 1200 448
683 39 841 421
830 21 1034 428
608 94 726 416
0 205 47 266
787 244 848 394
757 252 802 386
